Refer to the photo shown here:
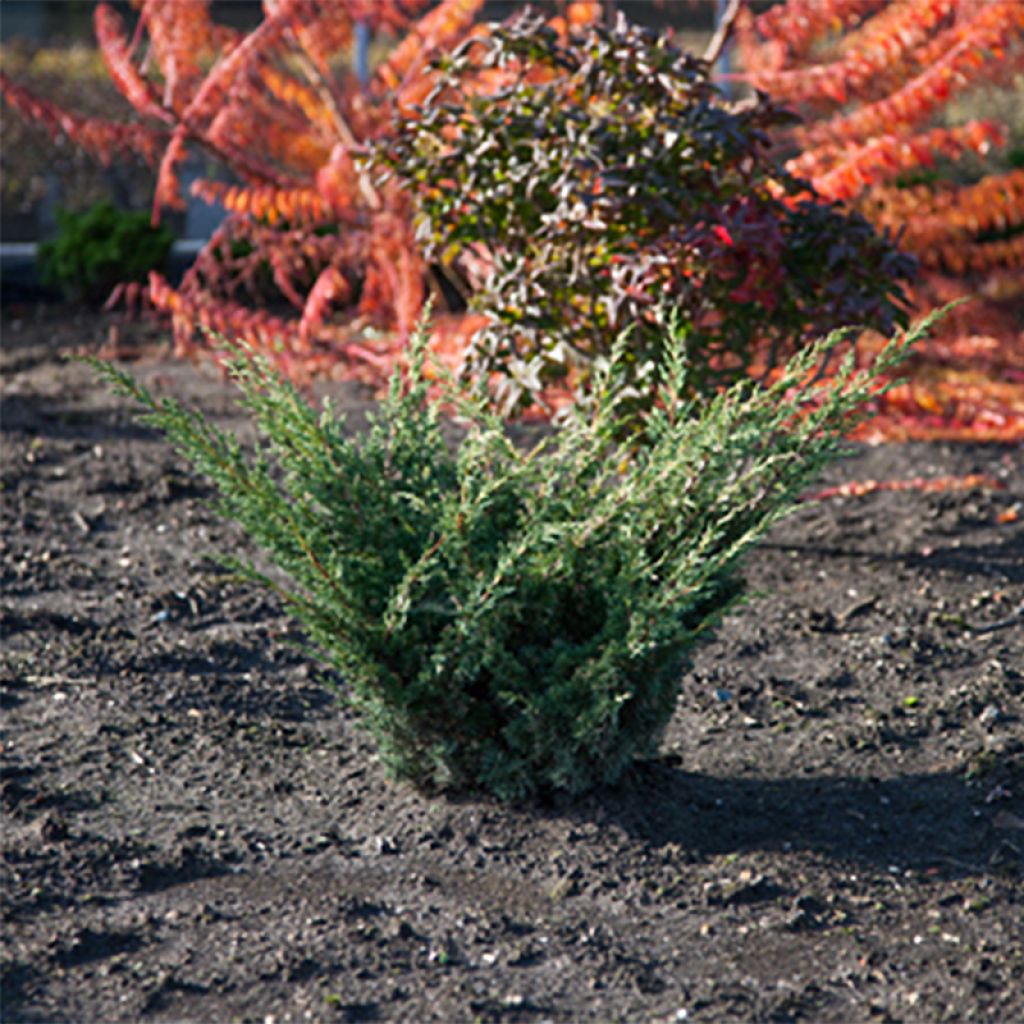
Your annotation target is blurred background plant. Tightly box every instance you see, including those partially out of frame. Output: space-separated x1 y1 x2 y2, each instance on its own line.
731 0 1024 441
387 12 914 420
38 200 174 304
2 0 1021 440
0 41 152 242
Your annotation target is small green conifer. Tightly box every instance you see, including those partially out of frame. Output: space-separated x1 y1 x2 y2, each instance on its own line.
89 307 947 800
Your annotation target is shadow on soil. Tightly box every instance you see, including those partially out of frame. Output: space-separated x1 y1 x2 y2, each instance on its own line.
586 761 1014 880
2 394 185 444
764 535 1024 583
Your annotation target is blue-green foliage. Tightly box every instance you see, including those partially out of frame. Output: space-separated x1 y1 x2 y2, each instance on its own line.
89 308 947 800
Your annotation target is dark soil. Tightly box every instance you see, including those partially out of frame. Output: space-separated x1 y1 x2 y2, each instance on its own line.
2 306 1022 1024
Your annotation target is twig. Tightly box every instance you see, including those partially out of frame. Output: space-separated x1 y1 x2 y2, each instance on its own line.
966 602 1024 635
25 675 93 686
285 31 382 213
704 0 743 67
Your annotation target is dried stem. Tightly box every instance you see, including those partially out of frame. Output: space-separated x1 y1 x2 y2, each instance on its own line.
704 0 743 67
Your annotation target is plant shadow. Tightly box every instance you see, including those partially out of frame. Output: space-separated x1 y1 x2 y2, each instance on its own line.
762 535 1024 584
573 759 1022 879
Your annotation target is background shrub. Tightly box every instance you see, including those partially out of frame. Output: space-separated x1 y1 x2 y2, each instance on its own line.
3 1 1020 439
387 13 916 416
39 200 174 303
90 307 947 801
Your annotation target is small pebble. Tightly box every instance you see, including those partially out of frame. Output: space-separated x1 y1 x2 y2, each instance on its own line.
978 704 1001 729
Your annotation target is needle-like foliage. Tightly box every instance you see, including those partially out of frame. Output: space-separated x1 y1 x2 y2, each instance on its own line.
89 306 948 801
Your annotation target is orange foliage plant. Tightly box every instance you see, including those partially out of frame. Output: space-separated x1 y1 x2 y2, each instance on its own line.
0 0 601 385
733 0 1024 441
3 0 1021 442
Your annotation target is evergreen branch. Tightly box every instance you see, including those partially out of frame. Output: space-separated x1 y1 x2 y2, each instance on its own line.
91 303 949 799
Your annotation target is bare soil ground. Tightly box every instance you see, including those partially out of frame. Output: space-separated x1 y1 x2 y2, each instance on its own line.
2 306 1022 1024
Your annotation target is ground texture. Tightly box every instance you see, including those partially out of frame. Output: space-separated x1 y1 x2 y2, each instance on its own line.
2 307 1022 1023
